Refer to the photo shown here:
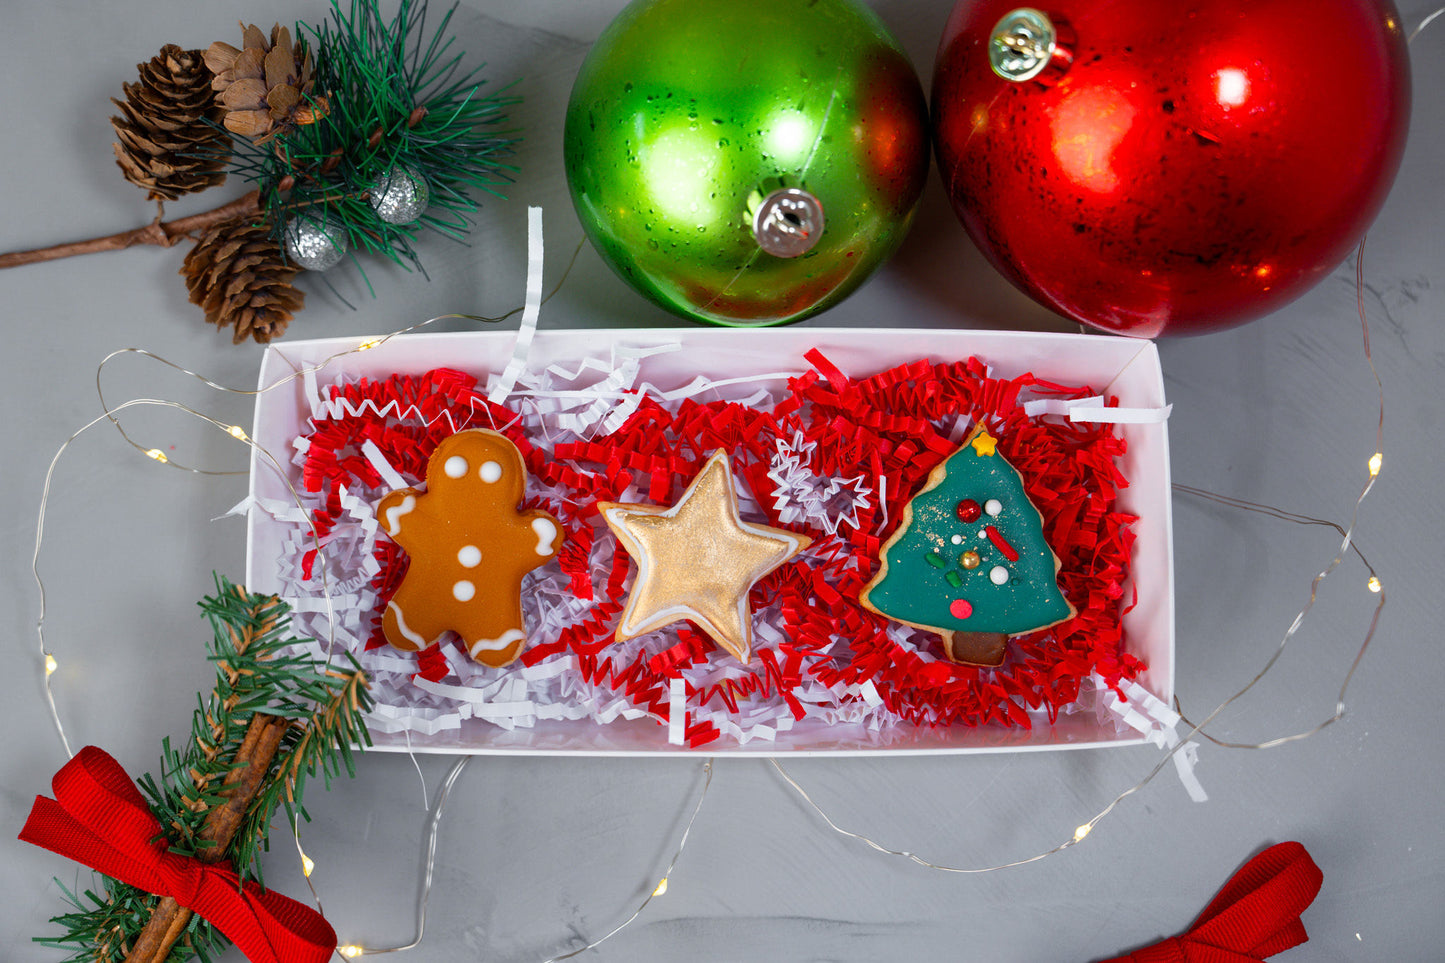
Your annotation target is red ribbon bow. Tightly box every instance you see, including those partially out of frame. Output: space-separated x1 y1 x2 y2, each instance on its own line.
1101 842 1323 963
18 746 335 963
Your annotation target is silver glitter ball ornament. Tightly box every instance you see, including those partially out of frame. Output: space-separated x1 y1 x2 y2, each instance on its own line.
284 214 349 271
368 164 430 225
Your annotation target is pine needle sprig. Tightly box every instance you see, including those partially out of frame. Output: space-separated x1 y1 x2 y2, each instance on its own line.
34 576 370 963
39 874 230 963
240 0 520 269
233 661 373 874
2 0 519 346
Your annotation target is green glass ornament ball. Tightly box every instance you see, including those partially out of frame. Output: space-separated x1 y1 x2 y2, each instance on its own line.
564 0 929 326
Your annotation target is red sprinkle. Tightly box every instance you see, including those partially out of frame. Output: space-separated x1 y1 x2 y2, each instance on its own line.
984 525 1020 561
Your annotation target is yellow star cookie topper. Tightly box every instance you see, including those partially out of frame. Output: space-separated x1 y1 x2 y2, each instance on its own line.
970 428 999 457
598 450 812 662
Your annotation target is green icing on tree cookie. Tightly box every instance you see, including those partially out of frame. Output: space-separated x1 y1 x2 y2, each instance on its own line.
860 425 1074 662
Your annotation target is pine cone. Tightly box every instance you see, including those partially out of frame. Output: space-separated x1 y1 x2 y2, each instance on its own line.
111 45 230 201
204 23 327 143
181 216 305 344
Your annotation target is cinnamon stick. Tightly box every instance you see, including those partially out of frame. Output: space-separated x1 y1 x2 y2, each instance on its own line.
0 190 260 269
124 711 290 963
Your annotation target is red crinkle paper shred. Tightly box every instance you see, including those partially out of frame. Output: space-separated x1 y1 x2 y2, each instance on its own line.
297 358 1144 735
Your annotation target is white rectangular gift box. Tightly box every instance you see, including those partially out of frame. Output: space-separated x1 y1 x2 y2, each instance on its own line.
246 327 1174 756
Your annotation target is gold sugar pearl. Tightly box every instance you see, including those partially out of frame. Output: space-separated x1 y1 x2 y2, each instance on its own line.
961 551 981 569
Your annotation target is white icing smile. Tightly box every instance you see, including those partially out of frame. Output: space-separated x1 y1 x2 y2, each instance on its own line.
469 629 525 659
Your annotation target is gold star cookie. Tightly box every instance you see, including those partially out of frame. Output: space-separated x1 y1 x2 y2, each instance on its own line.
598 450 811 662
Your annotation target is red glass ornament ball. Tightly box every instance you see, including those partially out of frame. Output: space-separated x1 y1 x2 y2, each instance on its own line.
932 0 1411 336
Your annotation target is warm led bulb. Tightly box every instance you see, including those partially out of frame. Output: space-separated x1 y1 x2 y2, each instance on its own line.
1073 823 1092 843
1367 576 1383 594
145 448 169 463
338 945 364 958
44 653 58 676
357 338 384 351
1368 452 1383 476
228 424 249 442
652 877 669 897
301 854 315 877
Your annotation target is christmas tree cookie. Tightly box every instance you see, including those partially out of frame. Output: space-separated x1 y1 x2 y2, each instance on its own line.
859 425 1074 666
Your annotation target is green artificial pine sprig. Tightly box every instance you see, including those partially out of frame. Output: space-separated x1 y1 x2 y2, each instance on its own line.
0 0 517 345
225 0 520 274
35 576 372 963
0 0 519 344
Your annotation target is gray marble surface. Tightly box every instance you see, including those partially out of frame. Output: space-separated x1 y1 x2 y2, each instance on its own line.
2 1 1441 960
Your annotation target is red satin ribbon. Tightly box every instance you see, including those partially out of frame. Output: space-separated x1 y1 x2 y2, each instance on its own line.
19 746 335 963
1101 842 1323 963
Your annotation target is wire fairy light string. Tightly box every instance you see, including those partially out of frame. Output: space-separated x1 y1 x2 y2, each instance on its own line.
22 211 726 962
773 469 1386 872
765 1 1439 877
23 252 1394 951
24 34 1432 940
33 225 584 757
25 253 1396 949
30 394 337 760
770 236 1388 868
23 215 598 957
336 756 472 958
318 246 1396 949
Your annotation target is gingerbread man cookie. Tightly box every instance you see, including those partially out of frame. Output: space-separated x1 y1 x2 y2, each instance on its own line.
375 429 562 668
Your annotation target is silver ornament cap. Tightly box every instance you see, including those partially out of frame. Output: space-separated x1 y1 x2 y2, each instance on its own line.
369 164 430 225
752 187 825 258
284 214 349 271
989 8 1073 85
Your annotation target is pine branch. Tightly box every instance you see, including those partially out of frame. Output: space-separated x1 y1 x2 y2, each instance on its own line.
0 192 260 269
34 576 370 963
3 0 520 323
127 713 290 963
